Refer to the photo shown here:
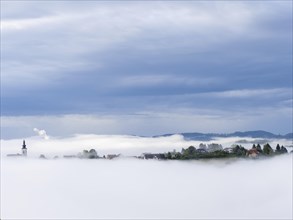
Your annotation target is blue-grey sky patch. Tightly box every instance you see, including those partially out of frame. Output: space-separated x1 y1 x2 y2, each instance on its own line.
1 1 292 137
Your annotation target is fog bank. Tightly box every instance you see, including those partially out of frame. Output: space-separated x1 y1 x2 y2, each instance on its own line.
1 135 292 219
1 134 292 158
1 155 292 219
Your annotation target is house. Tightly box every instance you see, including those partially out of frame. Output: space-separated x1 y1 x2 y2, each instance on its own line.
247 149 259 158
63 155 77 158
207 143 223 152
141 153 154 159
223 147 234 153
7 153 22 157
170 149 177 159
141 153 166 160
196 149 208 154
198 143 207 150
107 154 120 160
39 154 47 159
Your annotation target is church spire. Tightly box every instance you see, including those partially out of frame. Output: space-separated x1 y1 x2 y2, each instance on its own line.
22 140 27 149
22 140 27 156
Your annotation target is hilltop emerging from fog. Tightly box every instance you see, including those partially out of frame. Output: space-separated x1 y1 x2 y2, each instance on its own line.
154 130 293 141
69 142 290 161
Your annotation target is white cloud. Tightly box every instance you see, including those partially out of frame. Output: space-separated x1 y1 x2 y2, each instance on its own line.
119 75 221 87
1 3 254 34
1 15 65 31
205 88 292 98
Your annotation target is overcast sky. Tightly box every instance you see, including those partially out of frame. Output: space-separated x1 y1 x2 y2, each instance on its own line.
1 1 292 138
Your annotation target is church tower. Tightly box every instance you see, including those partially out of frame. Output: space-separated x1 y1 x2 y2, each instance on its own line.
22 140 27 156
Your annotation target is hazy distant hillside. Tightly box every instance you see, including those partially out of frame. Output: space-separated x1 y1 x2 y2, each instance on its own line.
156 130 293 141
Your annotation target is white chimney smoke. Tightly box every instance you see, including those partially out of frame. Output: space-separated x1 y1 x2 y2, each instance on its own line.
33 128 49 140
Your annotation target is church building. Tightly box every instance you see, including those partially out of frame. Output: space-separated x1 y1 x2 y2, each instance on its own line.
7 140 28 157
22 140 27 156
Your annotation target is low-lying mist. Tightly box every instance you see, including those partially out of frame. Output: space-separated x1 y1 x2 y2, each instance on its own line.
1 134 292 158
1 135 292 219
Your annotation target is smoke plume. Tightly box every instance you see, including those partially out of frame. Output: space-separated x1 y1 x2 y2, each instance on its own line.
33 128 49 140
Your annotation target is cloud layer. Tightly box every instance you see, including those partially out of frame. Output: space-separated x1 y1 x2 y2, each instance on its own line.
1 1 292 136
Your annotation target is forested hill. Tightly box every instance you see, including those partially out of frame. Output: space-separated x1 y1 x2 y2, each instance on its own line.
155 130 293 141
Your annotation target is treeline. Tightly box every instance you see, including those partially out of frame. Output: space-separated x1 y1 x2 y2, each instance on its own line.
63 143 291 161
162 143 289 160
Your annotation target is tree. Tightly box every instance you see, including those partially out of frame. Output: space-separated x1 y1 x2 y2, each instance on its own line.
256 144 263 154
174 152 182 159
82 150 89 158
232 145 247 157
82 149 98 159
186 146 196 155
88 149 98 158
263 144 273 155
275 144 281 153
280 146 288 154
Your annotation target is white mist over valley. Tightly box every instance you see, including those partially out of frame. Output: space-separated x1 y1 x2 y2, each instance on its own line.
1 134 292 219
2 131 293 158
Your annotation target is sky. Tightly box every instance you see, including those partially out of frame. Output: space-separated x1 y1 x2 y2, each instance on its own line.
1 1 292 138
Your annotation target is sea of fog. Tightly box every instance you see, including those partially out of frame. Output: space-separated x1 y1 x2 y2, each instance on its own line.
1 135 292 219
1 134 292 158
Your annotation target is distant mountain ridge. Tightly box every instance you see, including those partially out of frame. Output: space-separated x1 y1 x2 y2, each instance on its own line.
155 130 293 141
